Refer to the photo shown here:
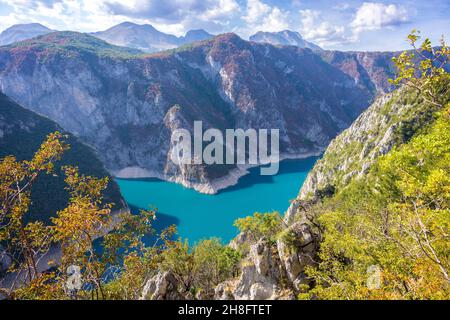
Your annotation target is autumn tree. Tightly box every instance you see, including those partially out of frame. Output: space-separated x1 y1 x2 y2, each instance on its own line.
390 29 450 108
302 31 450 300
0 132 68 298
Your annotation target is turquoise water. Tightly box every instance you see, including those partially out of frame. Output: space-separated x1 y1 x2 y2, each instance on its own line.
116 157 317 244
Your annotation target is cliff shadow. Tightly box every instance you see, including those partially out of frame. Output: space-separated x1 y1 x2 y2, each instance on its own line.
217 157 319 194
128 204 180 244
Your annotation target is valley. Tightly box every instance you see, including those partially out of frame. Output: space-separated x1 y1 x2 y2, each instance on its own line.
0 9 448 301
0 31 396 194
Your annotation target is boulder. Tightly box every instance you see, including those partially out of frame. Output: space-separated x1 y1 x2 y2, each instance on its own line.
140 271 184 300
216 239 284 300
277 222 316 290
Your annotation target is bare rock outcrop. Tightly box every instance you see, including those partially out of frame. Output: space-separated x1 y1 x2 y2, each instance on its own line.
277 222 317 291
215 239 287 300
140 271 185 300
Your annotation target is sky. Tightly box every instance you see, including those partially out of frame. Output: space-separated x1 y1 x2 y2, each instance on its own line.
0 0 448 51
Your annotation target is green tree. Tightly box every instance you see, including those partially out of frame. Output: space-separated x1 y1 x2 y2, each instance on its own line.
389 29 450 108
302 31 450 300
234 211 283 243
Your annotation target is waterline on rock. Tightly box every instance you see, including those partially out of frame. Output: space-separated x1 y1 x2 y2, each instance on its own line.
116 156 319 244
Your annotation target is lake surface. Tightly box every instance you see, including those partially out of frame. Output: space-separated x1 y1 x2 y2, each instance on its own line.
116 157 318 244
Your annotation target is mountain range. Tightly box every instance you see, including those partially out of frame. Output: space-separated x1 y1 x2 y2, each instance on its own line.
0 22 324 53
91 22 214 53
0 23 53 46
0 31 397 193
249 30 322 50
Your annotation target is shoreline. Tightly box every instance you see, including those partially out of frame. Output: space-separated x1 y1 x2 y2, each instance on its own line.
113 151 322 194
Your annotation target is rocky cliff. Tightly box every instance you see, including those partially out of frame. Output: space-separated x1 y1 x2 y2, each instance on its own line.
92 22 214 53
0 32 396 193
249 30 322 51
298 88 438 202
208 87 443 300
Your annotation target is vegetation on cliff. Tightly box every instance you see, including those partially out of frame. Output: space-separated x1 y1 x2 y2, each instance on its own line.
0 31 448 300
295 31 450 299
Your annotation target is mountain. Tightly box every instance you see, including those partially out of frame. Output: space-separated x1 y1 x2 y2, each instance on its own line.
293 87 443 208
207 83 449 300
0 23 52 46
92 22 213 53
0 32 396 193
91 22 179 52
0 91 125 223
180 29 214 44
250 30 322 51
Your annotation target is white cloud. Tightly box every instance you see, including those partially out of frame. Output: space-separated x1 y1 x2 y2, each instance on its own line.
241 0 289 37
0 0 240 35
200 0 240 21
350 2 409 33
299 9 347 46
333 3 350 11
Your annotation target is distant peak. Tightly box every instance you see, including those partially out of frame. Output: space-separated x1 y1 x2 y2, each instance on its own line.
211 33 247 48
185 29 210 35
117 21 137 27
253 30 303 38
109 22 157 31
3 23 51 31
181 29 214 43
215 33 242 41
249 30 321 50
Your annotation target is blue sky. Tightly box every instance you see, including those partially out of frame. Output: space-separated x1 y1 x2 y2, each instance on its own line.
0 0 448 51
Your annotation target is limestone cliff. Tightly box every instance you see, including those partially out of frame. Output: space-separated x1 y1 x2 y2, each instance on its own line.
298 88 437 201
0 32 397 193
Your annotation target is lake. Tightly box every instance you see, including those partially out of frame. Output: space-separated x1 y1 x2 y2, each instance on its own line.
116 157 318 244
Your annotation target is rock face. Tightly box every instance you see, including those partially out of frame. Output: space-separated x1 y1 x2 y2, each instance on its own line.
92 22 213 53
298 88 435 200
0 32 396 193
276 222 317 290
250 30 322 51
0 23 52 46
140 271 185 300
319 50 397 95
216 230 318 300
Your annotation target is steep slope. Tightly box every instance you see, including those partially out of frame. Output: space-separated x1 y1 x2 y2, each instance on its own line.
0 32 395 193
212 86 449 300
0 92 125 223
319 50 397 95
92 22 214 53
0 23 52 46
250 30 322 51
298 88 440 201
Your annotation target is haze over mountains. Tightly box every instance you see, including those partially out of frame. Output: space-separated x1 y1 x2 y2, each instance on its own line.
0 91 124 223
249 31 322 51
0 23 53 46
0 22 324 53
91 22 215 53
0 30 397 193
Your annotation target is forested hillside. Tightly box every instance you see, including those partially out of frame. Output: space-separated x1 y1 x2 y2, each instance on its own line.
0 92 124 223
